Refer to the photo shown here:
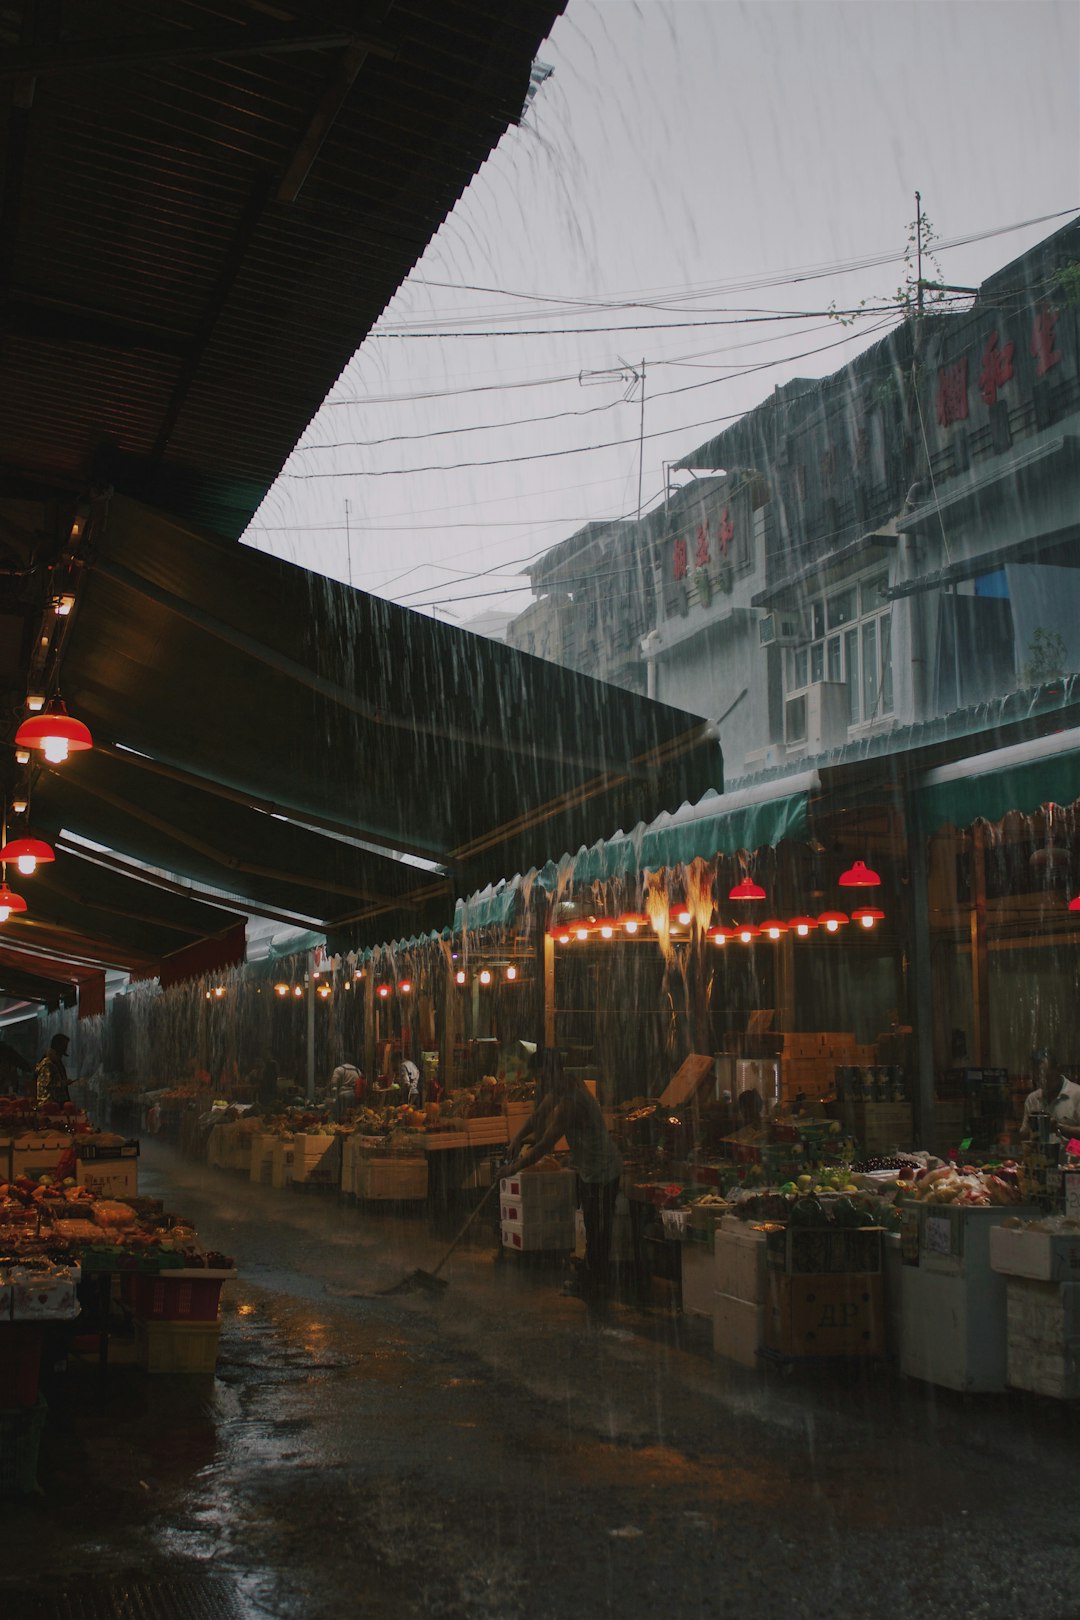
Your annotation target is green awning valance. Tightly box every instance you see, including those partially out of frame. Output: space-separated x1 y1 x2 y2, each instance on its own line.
569 784 811 883
918 739 1080 833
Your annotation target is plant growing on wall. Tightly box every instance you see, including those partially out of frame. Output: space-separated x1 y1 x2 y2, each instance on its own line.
1021 626 1069 687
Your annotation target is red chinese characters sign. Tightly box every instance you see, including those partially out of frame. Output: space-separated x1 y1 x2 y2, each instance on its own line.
670 505 737 585
935 357 969 427
978 330 1014 405
1031 303 1062 378
671 535 688 582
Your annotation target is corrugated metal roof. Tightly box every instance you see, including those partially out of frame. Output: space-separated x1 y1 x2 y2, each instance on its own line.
0 0 566 534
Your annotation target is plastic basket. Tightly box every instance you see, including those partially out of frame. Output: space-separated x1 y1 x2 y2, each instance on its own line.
136 1315 222 1374
0 1394 47 1493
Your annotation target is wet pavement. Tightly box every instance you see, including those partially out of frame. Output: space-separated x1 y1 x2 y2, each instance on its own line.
3 1139 1080 1620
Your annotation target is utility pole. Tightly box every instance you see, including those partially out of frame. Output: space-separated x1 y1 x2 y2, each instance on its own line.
579 358 646 517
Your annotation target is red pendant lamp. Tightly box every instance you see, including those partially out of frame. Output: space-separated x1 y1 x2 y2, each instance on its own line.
852 905 886 930
838 859 880 888
709 925 732 945
759 918 788 941
735 922 759 944
788 915 818 938
0 835 55 876
817 910 849 933
728 875 766 901
15 697 93 764
1069 896 1080 913
0 882 27 923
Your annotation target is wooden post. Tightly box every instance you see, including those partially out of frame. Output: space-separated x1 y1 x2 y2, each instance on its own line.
305 950 316 1100
363 968 376 1085
906 796 936 1150
543 932 556 1050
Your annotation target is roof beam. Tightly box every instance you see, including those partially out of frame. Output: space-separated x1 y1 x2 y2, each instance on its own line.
0 24 396 80
278 39 370 205
91 741 450 868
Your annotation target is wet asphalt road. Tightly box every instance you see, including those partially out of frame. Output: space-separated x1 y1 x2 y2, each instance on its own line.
4 1139 1080 1620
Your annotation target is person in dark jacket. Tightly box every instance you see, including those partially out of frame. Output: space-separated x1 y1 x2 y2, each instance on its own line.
35 1033 71 1106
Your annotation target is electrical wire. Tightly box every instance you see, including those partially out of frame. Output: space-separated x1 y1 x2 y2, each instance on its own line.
278 317 901 480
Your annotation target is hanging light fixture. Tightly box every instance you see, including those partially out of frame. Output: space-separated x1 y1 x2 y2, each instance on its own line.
788 915 818 938
817 909 849 933
728 875 766 902
0 882 27 923
479 969 492 985
574 926 589 942
505 965 518 981
618 913 645 934
398 980 412 995
377 984 390 999
852 906 886 930
15 697 93 764
10 798 27 817
274 982 290 997
676 908 692 926
709 925 731 945
0 836 55 876
838 859 881 888
455 969 467 985
1070 895 1080 913
734 923 759 944
599 923 614 939
759 918 788 941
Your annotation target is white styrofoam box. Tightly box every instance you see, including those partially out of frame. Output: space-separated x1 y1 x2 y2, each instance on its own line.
499 1170 577 1209
501 1214 575 1252
990 1225 1080 1282
735 1059 776 1102
1005 1277 1080 1343
681 1245 715 1318
714 1224 766 1303
75 1158 138 1199
713 1291 763 1367
11 1265 79 1320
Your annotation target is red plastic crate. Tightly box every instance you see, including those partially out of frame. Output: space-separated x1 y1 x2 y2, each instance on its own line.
0 1324 43 1407
129 1275 224 1322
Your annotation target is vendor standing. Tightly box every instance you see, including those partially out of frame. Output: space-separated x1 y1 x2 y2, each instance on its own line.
35 1032 71 1107
1019 1049 1080 1141
504 1049 623 1299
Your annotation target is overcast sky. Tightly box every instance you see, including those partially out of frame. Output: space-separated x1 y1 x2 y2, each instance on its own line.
243 0 1080 629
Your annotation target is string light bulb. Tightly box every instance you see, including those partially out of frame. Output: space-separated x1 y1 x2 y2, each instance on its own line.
852 906 885 930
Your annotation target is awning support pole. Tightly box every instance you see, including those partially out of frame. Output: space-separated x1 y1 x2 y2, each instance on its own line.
970 824 990 1066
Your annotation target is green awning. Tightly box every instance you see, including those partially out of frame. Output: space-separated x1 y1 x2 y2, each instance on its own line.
918 736 1080 832
569 783 812 883
453 884 521 933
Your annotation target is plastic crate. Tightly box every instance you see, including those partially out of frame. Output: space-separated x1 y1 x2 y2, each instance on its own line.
136 1315 222 1374
127 1272 229 1322
0 1394 47 1493
0 1324 43 1406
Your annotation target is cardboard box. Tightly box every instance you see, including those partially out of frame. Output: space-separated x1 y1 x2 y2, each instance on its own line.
354 1157 428 1201
289 1134 341 1186
764 1271 883 1359
841 1102 914 1157
990 1224 1080 1283
270 1137 294 1189
249 1132 276 1185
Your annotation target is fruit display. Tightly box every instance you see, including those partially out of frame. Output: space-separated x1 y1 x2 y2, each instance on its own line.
900 1163 1023 1206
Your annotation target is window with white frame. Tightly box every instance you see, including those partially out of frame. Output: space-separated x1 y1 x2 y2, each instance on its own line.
785 571 893 729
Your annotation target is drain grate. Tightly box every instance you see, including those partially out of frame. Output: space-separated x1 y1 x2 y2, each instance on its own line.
2 1576 248 1620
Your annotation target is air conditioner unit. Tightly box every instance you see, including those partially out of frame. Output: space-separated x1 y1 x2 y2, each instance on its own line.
785 681 849 752
759 610 806 647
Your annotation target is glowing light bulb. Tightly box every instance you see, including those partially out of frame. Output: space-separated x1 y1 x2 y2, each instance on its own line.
826 919 839 932
294 985 303 998
677 910 691 926
479 969 492 985
600 925 613 939
455 969 466 985
0 906 9 924
575 928 588 941
624 918 639 934
399 980 412 994
505 965 517 981
42 735 69 764
16 854 35 875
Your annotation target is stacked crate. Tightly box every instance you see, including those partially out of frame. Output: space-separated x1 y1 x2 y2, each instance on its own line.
762 1223 884 1360
499 1169 576 1252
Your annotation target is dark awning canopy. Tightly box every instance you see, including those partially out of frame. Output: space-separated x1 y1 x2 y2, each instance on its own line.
24 496 722 956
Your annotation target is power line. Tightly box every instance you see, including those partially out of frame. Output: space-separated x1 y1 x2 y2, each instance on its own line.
366 302 920 340
277 316 900 480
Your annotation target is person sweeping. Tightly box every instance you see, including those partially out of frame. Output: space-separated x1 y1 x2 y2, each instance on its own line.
503 1048 623 1300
